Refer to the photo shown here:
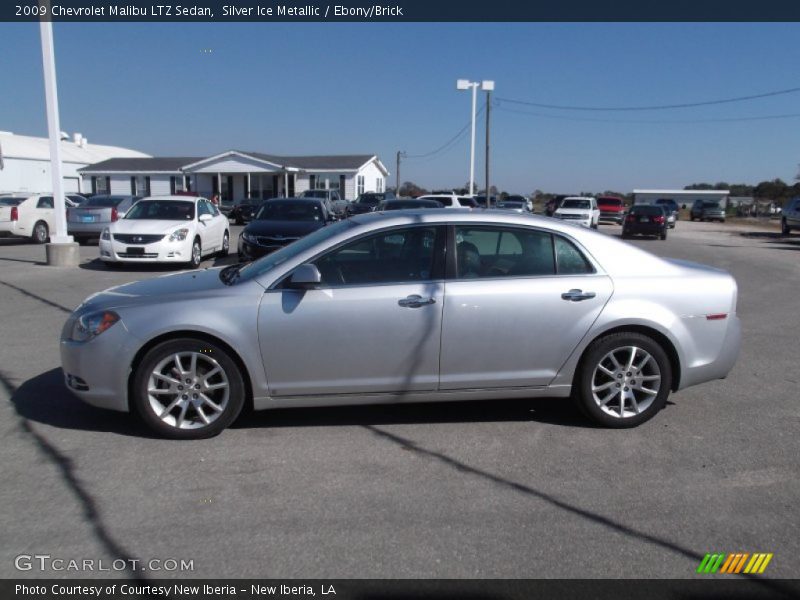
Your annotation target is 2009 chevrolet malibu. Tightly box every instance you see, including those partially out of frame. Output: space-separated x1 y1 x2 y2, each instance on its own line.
61 210 741 439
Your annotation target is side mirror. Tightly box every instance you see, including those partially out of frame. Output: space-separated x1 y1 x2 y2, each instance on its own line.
199 213 212 223
287 263 322 289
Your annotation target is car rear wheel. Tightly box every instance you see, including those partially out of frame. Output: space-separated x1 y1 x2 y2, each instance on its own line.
31 221 49 244
782 218 791 236
132 338 245 439
575 332 672 428
218 231 229 257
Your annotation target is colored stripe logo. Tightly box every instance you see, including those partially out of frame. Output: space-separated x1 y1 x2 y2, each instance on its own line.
697 553 773 574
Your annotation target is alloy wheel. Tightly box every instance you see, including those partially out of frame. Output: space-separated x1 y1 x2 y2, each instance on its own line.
146 351 230 430
591 345 661 419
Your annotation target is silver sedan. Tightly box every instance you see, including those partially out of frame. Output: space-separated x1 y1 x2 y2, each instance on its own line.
60 210 741 439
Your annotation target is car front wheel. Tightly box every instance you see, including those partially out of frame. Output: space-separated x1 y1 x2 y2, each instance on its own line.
188 237 201 269
575 332 672 428
218 230 230 257
132 338 246 439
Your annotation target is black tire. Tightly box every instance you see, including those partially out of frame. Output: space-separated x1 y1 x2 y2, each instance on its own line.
621 230 630 239
660 229 667 240
131 338 246 439
218 230 230 258
781 219 790 236
187 237 202 269
574 332 672 428
76 236 89 246
31 221 49 244
690 215 695 222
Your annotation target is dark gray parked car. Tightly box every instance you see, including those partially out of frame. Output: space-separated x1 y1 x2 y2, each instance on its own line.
690 200 726 222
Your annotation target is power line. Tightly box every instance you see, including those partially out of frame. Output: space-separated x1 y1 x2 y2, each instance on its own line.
495 85 800 112
494 103 800 124
406 103 486 159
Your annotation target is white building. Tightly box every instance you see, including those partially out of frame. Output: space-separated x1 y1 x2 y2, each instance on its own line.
633 189 729 209
79 150 389 201
0 130 149 194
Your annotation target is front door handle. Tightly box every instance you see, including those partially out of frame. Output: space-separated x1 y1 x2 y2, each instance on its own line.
561 289 596 302
398 295 436 308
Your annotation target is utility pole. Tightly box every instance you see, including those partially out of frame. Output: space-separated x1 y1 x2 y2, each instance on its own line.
457 79 494 197
396 150 406 197
483 81 494 206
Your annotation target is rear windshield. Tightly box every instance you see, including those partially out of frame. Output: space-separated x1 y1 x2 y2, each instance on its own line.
357 194 382 205
85 196 126 208
630 206 664 215
0 198 24 206
562 199 591 209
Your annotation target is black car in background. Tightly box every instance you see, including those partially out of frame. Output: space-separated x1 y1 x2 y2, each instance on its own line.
474 195 497 208
348 192 395 215
229 198 268 225
375 198 443 211
622 205 668 240
238 198 335 260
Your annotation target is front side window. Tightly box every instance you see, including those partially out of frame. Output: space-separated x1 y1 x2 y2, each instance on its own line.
198 200 213 217
313 227 438 286
454 226 555 279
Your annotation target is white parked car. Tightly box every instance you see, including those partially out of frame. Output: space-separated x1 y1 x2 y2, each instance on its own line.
0 193 80 244
554 196 600 229
417 194 478 208
99 196 229 268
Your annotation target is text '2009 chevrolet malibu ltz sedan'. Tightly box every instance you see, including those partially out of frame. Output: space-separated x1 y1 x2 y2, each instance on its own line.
61 209 741 439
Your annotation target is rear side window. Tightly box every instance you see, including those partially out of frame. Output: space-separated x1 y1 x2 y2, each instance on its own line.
437 197 453 207
37 196 54 209
454 226 555 278
554 236 594 275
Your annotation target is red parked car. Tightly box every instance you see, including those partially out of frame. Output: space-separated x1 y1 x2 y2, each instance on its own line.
597 196 626 225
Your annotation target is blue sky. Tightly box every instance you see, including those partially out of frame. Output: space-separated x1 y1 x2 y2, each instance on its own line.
2 22 800 194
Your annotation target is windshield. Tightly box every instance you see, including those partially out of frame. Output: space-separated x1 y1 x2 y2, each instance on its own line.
357 194 382 205
703 202 721 208
125 200 195 220
256 201 324 221
561 199 591 209
631 206 664 215
85 196 126 208
235 219 357 283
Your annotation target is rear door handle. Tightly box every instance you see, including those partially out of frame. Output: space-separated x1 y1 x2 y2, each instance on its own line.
561 289 596 302
398 295 436 308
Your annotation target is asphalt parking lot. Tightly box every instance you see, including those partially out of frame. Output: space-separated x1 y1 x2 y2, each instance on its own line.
1 219 798 581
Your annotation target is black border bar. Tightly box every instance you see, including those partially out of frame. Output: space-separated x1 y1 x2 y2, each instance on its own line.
5 0 800 22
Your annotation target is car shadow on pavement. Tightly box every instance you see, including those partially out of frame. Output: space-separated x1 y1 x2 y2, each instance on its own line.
78 252 241 272
738 231 800 251
8 368 153 437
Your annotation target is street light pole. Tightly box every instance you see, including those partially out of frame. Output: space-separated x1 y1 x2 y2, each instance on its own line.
39 11 78 266
396 150 406 197
457 79 494 197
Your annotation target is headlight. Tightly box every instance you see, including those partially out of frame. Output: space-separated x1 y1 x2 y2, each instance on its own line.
101 228 110 241
169 228 189 242
242 231 256 243
70 311 120 342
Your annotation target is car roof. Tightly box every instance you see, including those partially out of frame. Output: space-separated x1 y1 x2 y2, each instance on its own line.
141 195 199 202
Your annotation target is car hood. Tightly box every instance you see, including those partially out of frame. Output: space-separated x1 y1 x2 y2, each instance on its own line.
244 219 325 237
556 209 591 216
598 205 624 212
111 219 193 235
75 268 261 313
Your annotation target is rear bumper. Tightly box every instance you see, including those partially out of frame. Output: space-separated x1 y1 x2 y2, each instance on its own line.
68 222 108 236
679 315 741 390
623 223 666 235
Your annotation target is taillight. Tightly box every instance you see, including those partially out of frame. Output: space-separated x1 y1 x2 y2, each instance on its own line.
111 207 118 222
10 206 18 221
654 216 665 224
625 214 635 222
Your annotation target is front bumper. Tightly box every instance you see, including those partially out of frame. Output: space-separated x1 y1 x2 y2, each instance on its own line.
238 235 292 260
60 317 140 412
99 235 191 263
599 212 624 224
555 215 593 228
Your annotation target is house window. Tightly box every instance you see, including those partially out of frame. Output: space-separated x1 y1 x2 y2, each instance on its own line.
94 176 109 194
170 176 185 194
357 175 365 196
376 178 383 193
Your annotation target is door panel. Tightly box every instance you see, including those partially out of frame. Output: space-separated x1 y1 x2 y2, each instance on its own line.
258 282 444 396
440 275 613 389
